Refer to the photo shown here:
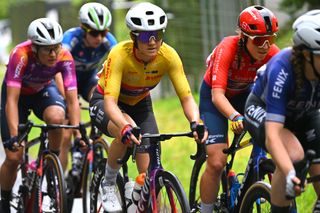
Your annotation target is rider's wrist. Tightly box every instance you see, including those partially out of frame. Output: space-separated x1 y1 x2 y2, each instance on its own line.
229 111 240 121
121 124 133 136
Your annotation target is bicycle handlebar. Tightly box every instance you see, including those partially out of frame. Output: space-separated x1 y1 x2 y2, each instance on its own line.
18 120 90 146
223 130 248 155
117 128 195 165
285 149 317 200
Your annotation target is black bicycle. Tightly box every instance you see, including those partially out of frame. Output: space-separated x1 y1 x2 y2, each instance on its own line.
89 127 205 212
10 120 88 213
65 106 109 213
240 149 320 213
189 131 275 213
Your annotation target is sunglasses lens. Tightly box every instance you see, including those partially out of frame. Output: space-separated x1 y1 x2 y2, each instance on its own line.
137 31 164 43
253 35 276 46
89 30 107 37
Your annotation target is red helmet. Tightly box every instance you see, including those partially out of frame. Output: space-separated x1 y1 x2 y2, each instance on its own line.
238 5 278 35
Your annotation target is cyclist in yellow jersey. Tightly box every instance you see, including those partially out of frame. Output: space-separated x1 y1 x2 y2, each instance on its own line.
89 2 208 212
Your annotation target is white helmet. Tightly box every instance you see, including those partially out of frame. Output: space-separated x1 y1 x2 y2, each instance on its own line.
79 2 112 31
27 18 63 45
292 10 320 51
125 2 167 31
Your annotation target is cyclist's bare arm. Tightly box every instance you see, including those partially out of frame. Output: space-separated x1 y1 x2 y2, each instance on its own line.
65 89 81 138
6 86 21 137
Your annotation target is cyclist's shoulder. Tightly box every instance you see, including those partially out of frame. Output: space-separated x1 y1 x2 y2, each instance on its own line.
209 36 239 59
63 27 83 38
11 40 33 56
56 48 74 66
62 27 83 46
105 32 117 45
157 42 182 63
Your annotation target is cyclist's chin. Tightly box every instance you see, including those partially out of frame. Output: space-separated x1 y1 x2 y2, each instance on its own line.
45 60 57 67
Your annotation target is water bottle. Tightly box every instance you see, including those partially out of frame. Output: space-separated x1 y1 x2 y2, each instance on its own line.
132 173 146 205
125 180 136 213
71 146 84 179
136 173 149 213
228 169 241 210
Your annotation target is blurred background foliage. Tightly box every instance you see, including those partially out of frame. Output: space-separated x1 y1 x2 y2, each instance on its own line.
0 0 318 96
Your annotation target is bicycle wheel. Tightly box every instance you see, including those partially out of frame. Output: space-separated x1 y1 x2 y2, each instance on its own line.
89 158 125 213
82 138 109 213
189 154 206 212
239 181 271 213
153 170 190 212
34 153 67 213
12 166 31 213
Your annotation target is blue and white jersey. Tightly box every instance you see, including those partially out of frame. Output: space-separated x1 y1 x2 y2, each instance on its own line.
252 47 320 123
62 27 117 75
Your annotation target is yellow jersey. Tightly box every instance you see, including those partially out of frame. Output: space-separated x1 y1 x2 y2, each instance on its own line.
97 40 192 105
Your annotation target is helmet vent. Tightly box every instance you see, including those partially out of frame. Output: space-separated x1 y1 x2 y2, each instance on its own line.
148 19 155 26
160 16 166 24
254 6 264 10
146 11 154 15
249 24 257 30
264 16 272 33
131 18 142 26
88 13 95 23
36 28 45 39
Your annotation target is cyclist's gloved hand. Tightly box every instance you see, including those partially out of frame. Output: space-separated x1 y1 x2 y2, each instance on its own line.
121 124 140 145
230 114 244 134
73 137 87 152
190 121 208 143
3 136 20 151
285 169 298 199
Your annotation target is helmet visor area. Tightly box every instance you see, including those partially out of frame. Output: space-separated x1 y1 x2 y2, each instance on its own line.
132 30 164 43
243 32 277 47
82 25 108 37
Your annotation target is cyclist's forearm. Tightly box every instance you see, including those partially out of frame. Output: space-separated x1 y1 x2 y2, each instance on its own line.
180 95 200 122
65 90 81 137
212 88 238 119
6 101 19 137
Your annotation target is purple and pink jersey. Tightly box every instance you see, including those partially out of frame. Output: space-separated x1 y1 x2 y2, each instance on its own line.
4 40 77 95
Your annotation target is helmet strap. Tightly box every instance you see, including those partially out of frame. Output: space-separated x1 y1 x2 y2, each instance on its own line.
31 44 40 59
130 32 139 49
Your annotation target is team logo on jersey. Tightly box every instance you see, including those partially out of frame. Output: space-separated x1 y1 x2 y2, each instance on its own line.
145 70 158 74
306 129 316 142
14 56 25 78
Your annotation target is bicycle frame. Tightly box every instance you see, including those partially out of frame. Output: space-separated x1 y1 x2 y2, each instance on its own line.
13 121 88 212
118 131 195 213
189 130 274 213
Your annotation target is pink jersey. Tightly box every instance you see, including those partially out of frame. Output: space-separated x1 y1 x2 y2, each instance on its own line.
5 40 77 95
203 36 280 98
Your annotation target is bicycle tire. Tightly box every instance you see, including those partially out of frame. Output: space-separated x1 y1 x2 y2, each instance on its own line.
153 170 190 212
82 138 109 213
239 181 271 213
189 154 206 212
89 158 125 213
34 153 67 213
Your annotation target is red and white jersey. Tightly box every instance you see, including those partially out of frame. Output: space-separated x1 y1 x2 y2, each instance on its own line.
203 36 279 98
